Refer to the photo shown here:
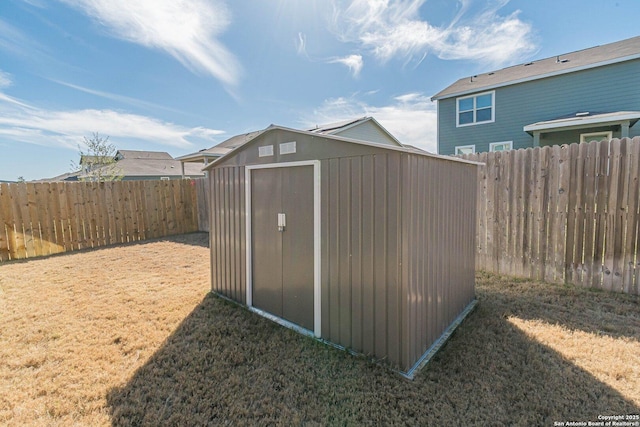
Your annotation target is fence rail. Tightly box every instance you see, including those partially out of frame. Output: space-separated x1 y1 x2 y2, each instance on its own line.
461 137 640 295
0 179 199 262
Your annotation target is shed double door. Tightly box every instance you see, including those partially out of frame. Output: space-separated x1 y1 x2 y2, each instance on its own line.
251 166 314 330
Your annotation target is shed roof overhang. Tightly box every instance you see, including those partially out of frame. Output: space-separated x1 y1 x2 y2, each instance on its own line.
523 111 640 135
203 125 483 171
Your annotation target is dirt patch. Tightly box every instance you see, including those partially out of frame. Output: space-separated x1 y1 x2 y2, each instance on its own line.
1 235 638 425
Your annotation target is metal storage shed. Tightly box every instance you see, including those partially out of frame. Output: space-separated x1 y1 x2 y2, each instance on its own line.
204 125 478 378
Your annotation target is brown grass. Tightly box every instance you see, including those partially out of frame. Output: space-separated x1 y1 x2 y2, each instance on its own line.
1 233 638 426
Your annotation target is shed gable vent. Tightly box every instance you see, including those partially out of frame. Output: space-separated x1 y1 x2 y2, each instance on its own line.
258 145 274 157
279 141 297 155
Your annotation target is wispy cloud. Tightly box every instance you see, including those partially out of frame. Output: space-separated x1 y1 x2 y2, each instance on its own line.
331 0 537 67
0 93 224 150
0 18 51 59
59 0 242 86
328 54 364 78
0 69 12 88
296 32 307 56
305 92 437 152
50 79 188 115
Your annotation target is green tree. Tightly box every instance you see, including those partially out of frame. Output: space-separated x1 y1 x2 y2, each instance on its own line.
71 133 123 182
16 176 25 183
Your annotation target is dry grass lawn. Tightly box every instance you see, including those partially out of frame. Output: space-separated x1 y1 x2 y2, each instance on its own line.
0 232 638 426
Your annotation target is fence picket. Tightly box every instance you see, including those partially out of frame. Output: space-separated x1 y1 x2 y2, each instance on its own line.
570 142 586 284
545 145 561 281
623 138 640 293
606 139 626 292
0 184 12 261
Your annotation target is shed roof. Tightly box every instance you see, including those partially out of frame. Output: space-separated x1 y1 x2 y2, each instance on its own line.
432 36 640 101
204 124 480 171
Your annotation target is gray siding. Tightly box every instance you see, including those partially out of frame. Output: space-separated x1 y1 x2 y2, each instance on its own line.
334 120 399 146
438 59 640 154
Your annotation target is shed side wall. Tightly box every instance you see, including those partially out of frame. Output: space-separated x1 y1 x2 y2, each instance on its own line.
321 152 405 370
402 154 477 368
209 166 246 303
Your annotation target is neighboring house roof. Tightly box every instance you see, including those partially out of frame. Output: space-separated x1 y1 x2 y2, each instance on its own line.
46 150 204 181
115 150 174 160
176 130 264 163
432 36 640 100
204 124 480 171
77 156 203 179
41 171 81 182
306 116 403 147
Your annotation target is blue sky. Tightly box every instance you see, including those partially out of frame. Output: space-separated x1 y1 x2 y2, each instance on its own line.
1 0 639 181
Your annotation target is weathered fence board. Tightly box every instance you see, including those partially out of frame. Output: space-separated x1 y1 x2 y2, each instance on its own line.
0 179 199 262
461 137 640 294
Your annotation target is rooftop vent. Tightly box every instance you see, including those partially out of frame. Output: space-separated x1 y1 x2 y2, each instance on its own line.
556 56 569 63
524 62 533 66
488 72 495 75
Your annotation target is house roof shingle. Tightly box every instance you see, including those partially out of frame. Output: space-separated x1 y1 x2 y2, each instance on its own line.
432 36 640 101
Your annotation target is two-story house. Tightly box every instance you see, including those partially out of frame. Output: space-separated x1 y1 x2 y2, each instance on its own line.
432 36 640 155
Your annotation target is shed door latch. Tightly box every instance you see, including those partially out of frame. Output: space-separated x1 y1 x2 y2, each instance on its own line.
277 213 286 232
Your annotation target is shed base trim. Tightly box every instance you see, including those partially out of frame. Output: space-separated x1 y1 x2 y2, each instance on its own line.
247 306 317 339
211 291 477 381
402 298 478 380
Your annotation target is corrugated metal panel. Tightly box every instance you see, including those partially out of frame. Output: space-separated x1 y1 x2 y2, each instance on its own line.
321 153 405 369
209 166 246 302
402 154 477 367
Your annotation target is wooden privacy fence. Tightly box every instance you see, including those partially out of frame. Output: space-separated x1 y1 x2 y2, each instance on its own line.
0 179 199 262
461 137 640 295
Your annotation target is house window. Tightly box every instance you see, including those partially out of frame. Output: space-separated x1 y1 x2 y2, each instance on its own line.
457 91 495 127
455 145 475 155
160 177 170 181
489 141 513 152
580 131 612 143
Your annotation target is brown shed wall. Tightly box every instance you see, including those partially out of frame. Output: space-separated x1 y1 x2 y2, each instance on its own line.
208 128 477 374
401 154 477 369
320 152 405 368
209 166 246 302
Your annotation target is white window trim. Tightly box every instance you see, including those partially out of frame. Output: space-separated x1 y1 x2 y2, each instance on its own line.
489 141 513 152
580 131 612 143
456 90 495 127
245 160 321 338
455 144 476 155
